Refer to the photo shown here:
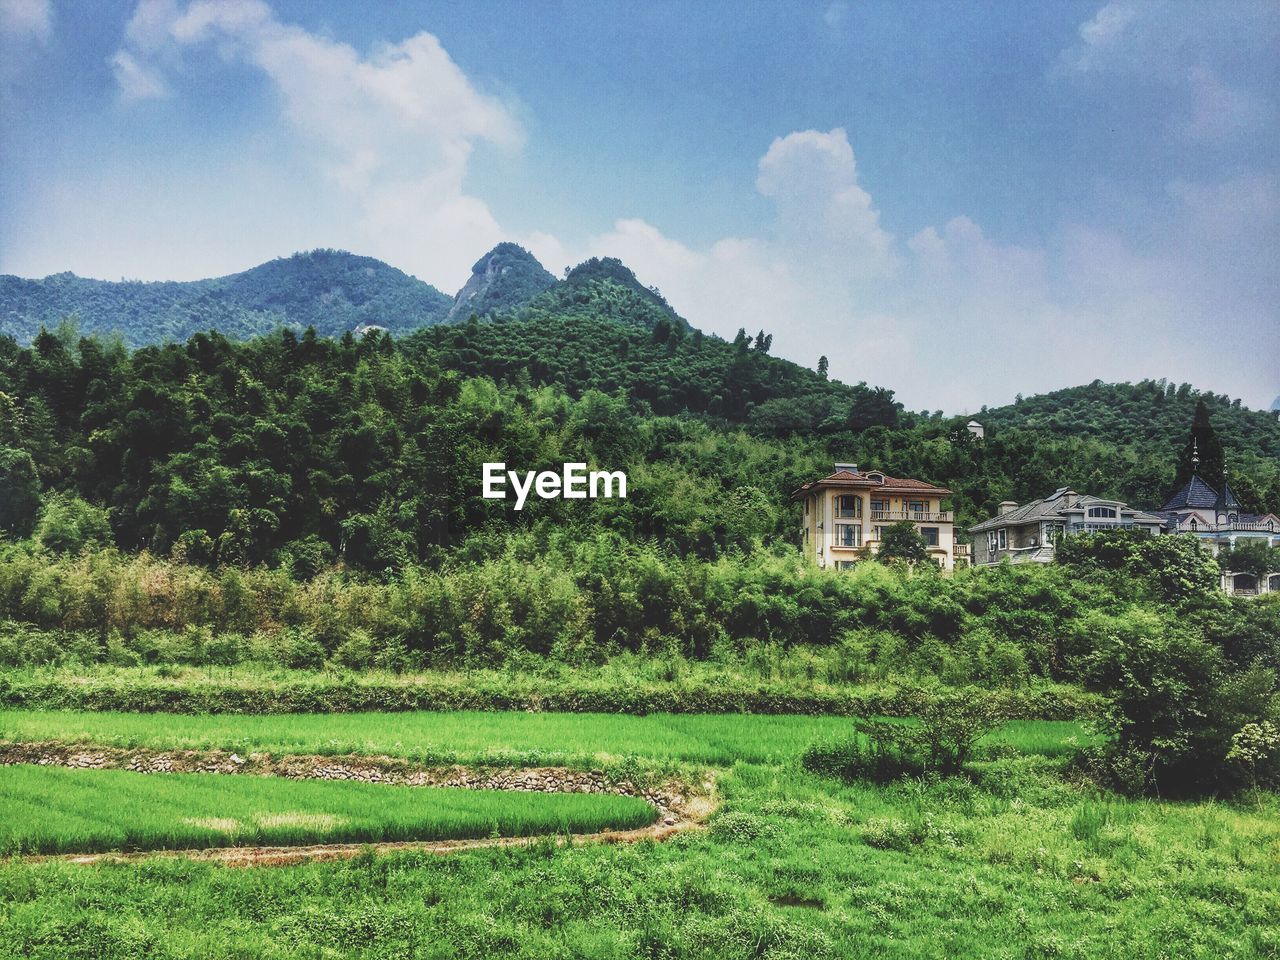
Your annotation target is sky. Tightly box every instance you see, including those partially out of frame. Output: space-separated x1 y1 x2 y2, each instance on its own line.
1 0 1277 413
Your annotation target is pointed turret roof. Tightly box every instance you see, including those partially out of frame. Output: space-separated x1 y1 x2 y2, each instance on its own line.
1161 473 1219 511
1215 479 1240 512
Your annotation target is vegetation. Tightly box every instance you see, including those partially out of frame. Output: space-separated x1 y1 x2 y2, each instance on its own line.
1 743 1277 957
446 243 557 321
0 251 453 346
0 764 654 855
0 710 1093 767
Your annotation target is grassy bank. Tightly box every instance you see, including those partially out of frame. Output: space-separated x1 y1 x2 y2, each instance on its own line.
0 710 1097 767
0 664 1100 718
0 765 655 856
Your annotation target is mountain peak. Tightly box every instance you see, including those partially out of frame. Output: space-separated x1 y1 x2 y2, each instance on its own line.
447 242 556 322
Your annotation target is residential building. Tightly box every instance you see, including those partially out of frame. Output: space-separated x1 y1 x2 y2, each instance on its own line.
968 488 1165 566
793 464 958 570
1154 473 1280 595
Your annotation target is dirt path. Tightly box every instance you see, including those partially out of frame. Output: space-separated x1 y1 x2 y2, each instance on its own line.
42 801 715 868
4 743 718 868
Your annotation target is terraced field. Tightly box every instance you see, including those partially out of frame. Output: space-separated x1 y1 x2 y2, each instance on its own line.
0 710 1096 765
0 764 656 855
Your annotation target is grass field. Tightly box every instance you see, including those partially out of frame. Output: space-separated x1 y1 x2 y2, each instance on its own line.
0 710 1097 766
1 757 1276 958
0 764 655 855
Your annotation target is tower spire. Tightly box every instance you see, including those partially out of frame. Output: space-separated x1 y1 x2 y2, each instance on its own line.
1191 437 1199 470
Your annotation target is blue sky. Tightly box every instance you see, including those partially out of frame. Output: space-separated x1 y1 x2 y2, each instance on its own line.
1 0 1277 412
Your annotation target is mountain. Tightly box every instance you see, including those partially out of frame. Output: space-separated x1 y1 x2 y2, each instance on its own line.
446 243 557 322
520 256 686 331
0 250 452 347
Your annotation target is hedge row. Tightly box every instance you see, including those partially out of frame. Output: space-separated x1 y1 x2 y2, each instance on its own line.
0 674 1101 719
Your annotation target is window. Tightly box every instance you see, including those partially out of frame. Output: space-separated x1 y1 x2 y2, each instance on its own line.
873 525 888 541
835 560 857 570
997 529 1008 550
988 532 998 553
834 523 862 548
804 499 809 515
834 494 861 518
1087 506 1117 519
1189 518 1197 531
921 527 939 547
908 500 926 515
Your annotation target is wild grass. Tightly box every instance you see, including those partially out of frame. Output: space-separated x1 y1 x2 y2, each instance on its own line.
0 709 1099 767
0 764 655 855
1 758 1276 958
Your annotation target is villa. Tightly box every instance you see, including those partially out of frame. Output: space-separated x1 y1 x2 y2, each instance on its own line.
793 464 959 570
1154 473 1280 595
967 488 1165 566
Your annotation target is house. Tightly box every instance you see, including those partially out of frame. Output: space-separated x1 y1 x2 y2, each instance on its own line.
966 420 985 441
1154 473 1280 595
967 488 1165 566
793 464 958 570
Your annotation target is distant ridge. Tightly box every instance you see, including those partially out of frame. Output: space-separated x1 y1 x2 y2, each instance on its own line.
0 250 452 347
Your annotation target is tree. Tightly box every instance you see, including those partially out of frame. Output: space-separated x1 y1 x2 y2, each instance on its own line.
1081 609 1278 796
817 356 828 380
33 494 113 554
1218 539 1280 581
0 447 40 537
1175 399 1226 489
877 521 929 566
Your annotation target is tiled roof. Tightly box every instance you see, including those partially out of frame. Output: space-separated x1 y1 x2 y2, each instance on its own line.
968 490 1165 533
792 468 951 498
1161 474 1220 511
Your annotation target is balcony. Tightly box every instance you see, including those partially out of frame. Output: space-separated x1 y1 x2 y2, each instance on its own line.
953 543 970 557
870 510 952 523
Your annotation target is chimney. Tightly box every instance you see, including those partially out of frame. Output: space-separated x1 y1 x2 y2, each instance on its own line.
998 501 1018 516
834 462 858 474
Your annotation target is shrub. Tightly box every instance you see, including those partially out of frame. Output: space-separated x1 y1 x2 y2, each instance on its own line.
1081 609 1280 796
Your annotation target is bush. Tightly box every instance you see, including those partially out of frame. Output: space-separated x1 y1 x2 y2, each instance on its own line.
1081 608 1280 796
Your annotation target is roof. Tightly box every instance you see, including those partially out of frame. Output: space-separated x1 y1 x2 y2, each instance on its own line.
1161 474 1220 511
791 468 951 500
968 489 1165 533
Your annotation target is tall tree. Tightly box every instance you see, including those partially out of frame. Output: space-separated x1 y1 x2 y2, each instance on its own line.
1175 400 1226 489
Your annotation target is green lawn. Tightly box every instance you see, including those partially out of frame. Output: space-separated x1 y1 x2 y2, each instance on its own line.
0 764 655 856
0 710 1097 766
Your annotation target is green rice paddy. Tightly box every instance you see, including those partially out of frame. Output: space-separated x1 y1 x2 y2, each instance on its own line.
0 710 1096 766
0 764 655 855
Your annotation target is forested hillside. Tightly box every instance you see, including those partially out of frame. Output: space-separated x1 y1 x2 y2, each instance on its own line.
0 250 452 346
981 381 1280 508
1 315 1277 575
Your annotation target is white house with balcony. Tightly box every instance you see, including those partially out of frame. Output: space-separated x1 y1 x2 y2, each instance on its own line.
967 488 1166 566
793 464 960 569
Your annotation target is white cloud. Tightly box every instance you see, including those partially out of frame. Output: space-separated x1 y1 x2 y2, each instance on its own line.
0 0 51 40
1178 64 1270 143
756 128 895 277
112 0 521 287
110 50 169 100
1063 1 1138 72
